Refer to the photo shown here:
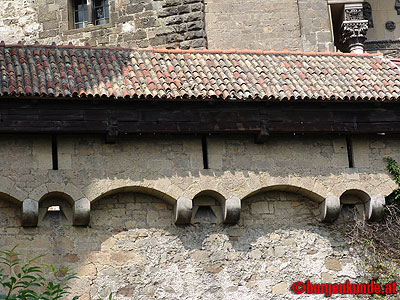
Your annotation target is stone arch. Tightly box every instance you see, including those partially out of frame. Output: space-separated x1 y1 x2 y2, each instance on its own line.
0 176 26 203
0 192 22 228
191 190 226 224
39 191 75 205
242 184 325 203
38 191 75 226
23 187 89 227
193 190 226 205
90 186 177 206
239 185 321 226
339 189 384 221
181 184 231 202
340 189 370 204
0 192 22 206
28 183 84 203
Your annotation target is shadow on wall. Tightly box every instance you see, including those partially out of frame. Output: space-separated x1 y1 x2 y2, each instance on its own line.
0 189 364 299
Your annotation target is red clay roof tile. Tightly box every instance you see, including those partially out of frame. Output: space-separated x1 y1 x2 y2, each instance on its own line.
0 43 400 101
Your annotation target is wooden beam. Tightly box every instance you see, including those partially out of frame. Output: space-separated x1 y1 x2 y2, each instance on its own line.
0 99 398 137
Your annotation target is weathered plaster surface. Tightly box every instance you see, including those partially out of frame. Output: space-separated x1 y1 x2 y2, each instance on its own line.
0 134 394 205
0 133 394 298
0 191 363 299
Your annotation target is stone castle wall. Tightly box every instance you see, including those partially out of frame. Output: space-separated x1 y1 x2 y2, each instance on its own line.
0 133 397 298
0 191 363 299
0 0 206 49
366 0 400 41
204 0 333 51
0 134 396 204
0 0 333 51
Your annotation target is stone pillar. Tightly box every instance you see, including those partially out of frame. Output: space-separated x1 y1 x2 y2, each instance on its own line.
223 196 241 224
341 3 369 54
174 197 192 225
73 198 91 226
320 195 340 223
22 199 39 227
365 195 385 222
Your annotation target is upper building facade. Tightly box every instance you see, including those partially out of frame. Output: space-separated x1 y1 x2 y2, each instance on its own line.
1 0 400 54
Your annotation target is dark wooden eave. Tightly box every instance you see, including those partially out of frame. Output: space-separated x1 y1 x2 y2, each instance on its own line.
0 98 399 141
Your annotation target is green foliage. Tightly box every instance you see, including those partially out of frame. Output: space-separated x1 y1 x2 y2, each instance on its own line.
0 245 78 300
97 293 113 300
338 157 400 299
383 157 400 205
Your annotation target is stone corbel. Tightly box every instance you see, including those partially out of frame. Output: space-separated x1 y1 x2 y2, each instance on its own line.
365 195 385 221
222 196 241 224
319 195 340 222
73 198 91 226
22 199 39 227
174 196 192 225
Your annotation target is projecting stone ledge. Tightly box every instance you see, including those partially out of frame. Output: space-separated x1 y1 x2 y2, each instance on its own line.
73 198 91 226
365 195 385 221
174 196 193 225
319 195 340 223
22 198 38 227
223 196 241 224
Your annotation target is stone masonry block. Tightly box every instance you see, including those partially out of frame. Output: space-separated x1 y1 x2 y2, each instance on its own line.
22 198 38 227
365 194 385 222
73 198 91 226
223 196 241 224
175 196 192 225
320 195 340 222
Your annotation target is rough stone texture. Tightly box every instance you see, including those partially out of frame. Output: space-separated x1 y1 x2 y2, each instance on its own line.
0 134 397 207
204 0 333 51
205 0 301 50
1 0 333 51
0 0 206 49
297 0 334 51
0 133 396 298
0 191 364 299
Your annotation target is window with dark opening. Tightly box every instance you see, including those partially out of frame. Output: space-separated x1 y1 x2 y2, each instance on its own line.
94 0 110 25
329 4 346 52
72 0 109 29
74 0 88 29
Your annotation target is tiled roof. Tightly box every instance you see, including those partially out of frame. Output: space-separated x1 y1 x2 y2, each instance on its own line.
1 42 400 101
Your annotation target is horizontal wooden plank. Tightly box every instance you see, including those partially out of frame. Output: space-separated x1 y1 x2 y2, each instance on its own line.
0 100 399 136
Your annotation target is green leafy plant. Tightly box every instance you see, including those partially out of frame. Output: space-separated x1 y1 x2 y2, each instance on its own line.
383 157 400 206
0 245 78 300
339 157 400 299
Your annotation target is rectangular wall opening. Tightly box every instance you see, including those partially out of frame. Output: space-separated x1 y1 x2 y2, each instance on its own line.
202 135 209 169
52 135 59 170
346 136 354 168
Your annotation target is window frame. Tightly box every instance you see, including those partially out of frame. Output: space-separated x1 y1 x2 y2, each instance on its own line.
69 0 110 30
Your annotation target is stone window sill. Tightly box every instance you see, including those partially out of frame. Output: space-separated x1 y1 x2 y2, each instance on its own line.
65 23 113 35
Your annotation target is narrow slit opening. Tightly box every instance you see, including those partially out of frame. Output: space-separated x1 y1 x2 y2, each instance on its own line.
52 135 59 170
346 136 354 168
202 135 209 169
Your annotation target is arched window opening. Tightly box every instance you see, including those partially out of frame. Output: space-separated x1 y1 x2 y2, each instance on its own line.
39 196 73 226
339 190 369 222
191 194 223 224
